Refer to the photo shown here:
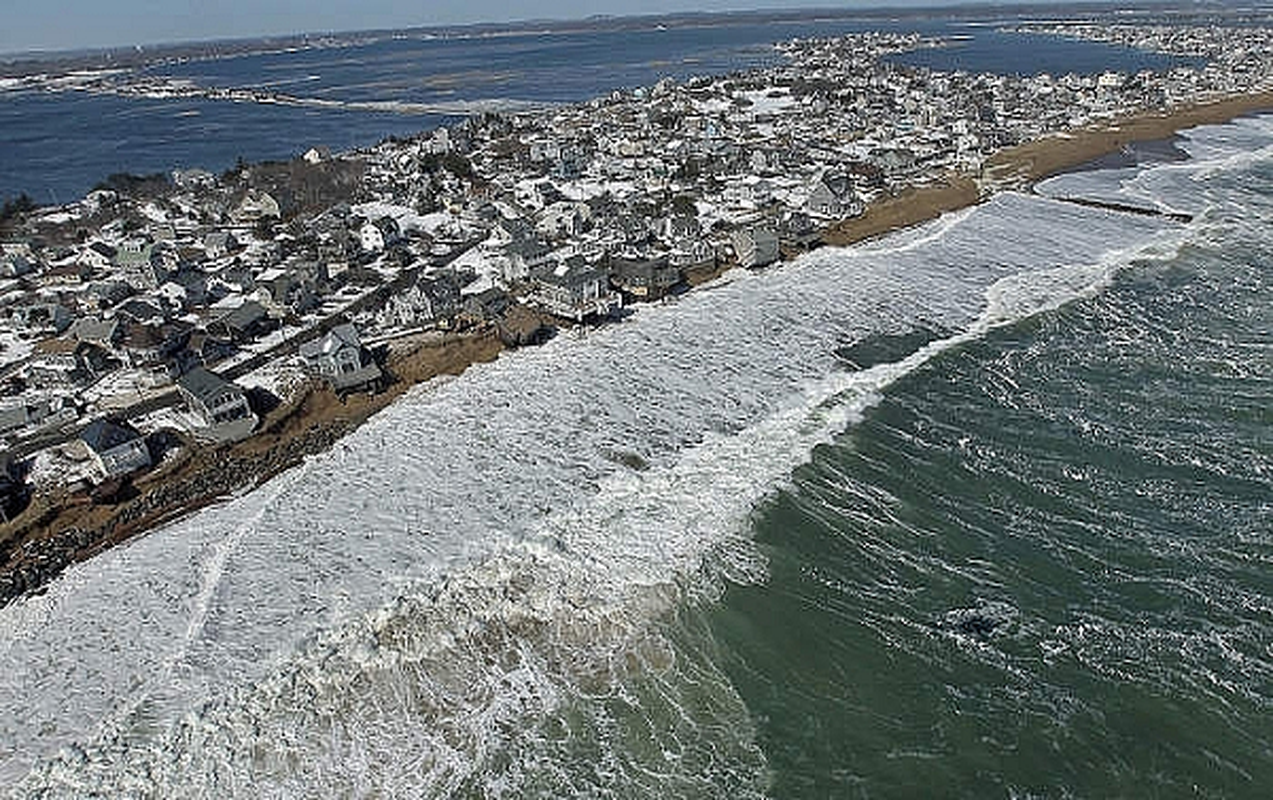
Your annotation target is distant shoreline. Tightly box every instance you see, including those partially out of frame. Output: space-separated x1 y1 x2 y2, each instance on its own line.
824 90 1273 247
0 5 1087 76
3 89 1272 608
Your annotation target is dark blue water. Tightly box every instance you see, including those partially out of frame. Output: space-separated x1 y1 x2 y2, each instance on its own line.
0 12 1201 202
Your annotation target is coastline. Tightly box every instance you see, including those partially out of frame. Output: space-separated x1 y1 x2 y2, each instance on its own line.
2 90 1273 608
824 90 1273 247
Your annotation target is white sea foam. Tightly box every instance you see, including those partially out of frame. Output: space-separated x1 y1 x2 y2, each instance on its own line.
1036 112 1273 218
0 190 1192 795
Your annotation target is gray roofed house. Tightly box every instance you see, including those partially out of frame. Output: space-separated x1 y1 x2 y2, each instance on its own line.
79 418 151 482
10 303 73 335
529 257 621 322
610 255 682 301
66 316 122 349
298 323 383 393
501 237 553 282
176 367 257 442
730 225 780 269
208 300 276 344
0 252 36 278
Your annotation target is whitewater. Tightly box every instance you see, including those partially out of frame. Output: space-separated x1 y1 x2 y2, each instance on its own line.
3 115 1269 795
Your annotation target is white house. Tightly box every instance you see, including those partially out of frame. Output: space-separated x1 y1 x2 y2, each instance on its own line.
176 367 258 443
298 323 383 392
79 419 151 482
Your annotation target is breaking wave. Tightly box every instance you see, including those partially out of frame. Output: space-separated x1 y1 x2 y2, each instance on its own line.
0 179 1221 795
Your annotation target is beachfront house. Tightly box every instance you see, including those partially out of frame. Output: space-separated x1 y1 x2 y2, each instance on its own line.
609 255 683 301
528 257 621 322
731 225 780 269
208 300 276 344
176 366 258 442
298 323 383 394
805 172 862 220
79 418 151 483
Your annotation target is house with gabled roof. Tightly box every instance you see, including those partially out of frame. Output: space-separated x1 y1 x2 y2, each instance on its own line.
208 300 276 344
204 231 241 259
610 255 682 301
731 225 780 269
298 323 383 393
529 257 621 322
79 418 151 482
176 367 257 442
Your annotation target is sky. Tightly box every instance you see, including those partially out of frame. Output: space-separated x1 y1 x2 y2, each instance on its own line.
0 0 1094 55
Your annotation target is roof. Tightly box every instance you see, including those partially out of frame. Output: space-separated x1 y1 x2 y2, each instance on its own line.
80 418 143 453
218 300 268 331
178 367 239 405
68 316 119 344
299 323 361 360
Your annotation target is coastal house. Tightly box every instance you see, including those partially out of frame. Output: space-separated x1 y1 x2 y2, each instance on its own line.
536 201 591 240
26 338 118 390
609 255 682 301
77 242 116 272
114 240 165 294
66 316 122 351
298 323 383 394
378 271 462 330
731 225 780 269
0 251 36 278
177 330 237 371
10 302 73 336
0 397 78 441
115 297 170 325
119 319 192 370
805 172 862 219
254 264 322 315
176 366 257 442
82 280 135 312
79 418 151 483
777 211 822 251
669 239 717 275
528 257 621 322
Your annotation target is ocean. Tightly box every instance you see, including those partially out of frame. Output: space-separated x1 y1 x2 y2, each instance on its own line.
0 9 1195 203
2 11 1272 800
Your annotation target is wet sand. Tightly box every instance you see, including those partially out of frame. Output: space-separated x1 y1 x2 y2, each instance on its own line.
825 90 1273 247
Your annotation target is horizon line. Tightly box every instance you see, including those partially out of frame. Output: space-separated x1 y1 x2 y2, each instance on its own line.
0 0 1161 63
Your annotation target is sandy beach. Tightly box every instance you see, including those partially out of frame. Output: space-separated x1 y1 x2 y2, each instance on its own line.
2 89 1273 606
825 90 1273 247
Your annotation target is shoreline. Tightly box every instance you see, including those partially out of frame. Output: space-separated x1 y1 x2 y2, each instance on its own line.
824 90 1273 247
2 91 1273 608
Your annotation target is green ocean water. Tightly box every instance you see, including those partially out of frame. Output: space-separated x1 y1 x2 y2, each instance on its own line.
9 119 1273 800
712 164 1273 796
